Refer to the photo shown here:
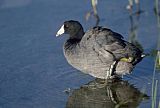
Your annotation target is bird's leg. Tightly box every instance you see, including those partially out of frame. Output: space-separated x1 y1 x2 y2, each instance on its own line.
106 61 117 79
109 61 117 77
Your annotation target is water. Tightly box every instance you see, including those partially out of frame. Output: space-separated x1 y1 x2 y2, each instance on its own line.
0 0 159 108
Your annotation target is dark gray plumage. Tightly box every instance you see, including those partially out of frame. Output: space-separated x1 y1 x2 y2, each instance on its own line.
56 20 144 79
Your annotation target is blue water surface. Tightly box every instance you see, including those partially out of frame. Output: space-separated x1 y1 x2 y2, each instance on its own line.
0 0 159 108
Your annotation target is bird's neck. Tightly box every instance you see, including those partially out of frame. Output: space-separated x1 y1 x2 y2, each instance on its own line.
69 28 84 40
63 38 81 57
64 29 84 54
65 38 81 49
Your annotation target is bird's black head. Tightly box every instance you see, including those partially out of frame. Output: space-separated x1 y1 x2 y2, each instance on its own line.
56 20 84 39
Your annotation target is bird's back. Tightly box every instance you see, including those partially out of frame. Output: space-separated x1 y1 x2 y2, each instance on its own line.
81 26 142 63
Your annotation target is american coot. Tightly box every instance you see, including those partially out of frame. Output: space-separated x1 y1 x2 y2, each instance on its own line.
56 20 145 79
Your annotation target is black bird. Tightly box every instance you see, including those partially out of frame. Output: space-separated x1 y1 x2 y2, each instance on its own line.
56 20 145 79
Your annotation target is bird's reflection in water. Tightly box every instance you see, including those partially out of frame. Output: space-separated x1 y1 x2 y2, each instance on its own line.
66 78 149 108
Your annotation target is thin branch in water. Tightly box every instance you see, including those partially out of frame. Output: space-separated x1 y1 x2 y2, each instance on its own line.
85 0 100 26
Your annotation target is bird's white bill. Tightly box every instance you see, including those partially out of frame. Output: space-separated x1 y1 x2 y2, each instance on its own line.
56 25 64 37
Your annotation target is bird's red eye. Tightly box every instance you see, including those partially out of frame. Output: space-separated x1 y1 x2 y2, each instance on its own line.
64 24 69 28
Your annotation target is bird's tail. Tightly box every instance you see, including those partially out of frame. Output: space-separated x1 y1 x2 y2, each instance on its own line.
141 53 150 58
132 53 149 65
